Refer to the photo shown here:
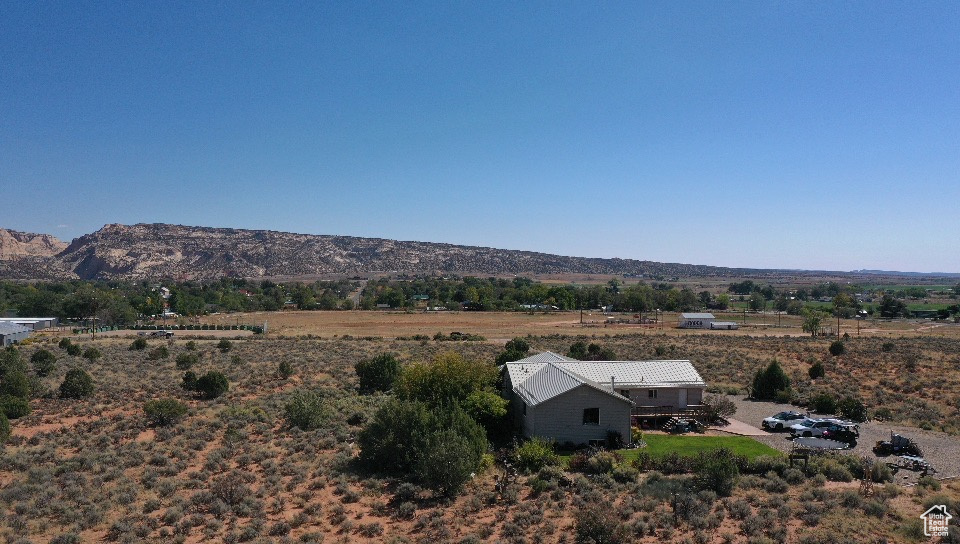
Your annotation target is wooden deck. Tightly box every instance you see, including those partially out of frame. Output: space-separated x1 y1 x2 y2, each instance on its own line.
631 404 708 426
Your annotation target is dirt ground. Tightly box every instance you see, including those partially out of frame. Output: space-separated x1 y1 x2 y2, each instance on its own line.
197 310 960 342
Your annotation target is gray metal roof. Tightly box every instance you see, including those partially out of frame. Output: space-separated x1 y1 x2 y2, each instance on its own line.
680 313 715 319
558 360 705 388
507 353 705 406
515 351 577 363
0 322 31 335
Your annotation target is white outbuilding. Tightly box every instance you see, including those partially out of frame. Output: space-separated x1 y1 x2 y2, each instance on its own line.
678 312 716 329
0 322 31 346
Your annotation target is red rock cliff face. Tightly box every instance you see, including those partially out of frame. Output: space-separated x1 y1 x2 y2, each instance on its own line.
0 229 68 260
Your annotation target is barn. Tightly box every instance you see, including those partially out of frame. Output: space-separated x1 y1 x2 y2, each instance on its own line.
504 352 707 445
0 322 31 346
678 312 716 329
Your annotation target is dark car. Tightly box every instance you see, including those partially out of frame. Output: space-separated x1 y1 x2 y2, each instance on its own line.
821 424 859 445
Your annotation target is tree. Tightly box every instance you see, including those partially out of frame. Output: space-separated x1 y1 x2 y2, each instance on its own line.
395 352 498 408
143 398 189 426
217 339 232 353
82 347 102 361
567 341 588 360
30 349 57 377
494 337 531 366
878 294 908 318
802 309 824 337
808 361 825 379
60 368 94 399
837 396 867 422
278 360 294 379
0 411 9 445
0 395 30 419
176 352 199 370
358 400 486 495
355 353 402 393
828 340 845 356
130 338 148 351
0 370 30 399
697 449 739 496
195 371 229 399
701 394 737 423
751 360 790 400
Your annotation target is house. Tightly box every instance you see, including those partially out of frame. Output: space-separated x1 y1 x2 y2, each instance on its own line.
0 317 58 330
504 352 707 445
678 312 716 329
0 322 31 346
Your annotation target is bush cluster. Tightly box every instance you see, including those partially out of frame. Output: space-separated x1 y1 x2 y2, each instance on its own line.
143 398 189 426
60 368 94 399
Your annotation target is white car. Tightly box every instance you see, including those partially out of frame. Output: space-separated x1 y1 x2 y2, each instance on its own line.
761 411 808 431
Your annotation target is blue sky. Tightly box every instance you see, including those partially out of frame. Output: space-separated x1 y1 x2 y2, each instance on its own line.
2 2 958 273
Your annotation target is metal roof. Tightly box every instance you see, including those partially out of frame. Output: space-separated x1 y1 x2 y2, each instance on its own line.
680 313 715 319
558 360 705 388
507 353 705 406
0 322 31 335
515 351 577 363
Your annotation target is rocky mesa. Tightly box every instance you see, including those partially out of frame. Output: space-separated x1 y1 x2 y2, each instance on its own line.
2 223 778 281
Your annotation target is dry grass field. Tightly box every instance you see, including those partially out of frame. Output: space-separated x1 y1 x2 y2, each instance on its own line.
2 314 959 543
201 310 960 342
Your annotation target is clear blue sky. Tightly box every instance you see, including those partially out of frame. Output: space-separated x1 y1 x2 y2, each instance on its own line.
2 2 958 273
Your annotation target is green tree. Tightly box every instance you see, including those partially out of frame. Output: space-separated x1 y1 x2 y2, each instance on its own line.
878 294 908 318
0 370 30 399
195 371 229 399
750 360 790 400
697 449 739 496
130 337 148 351
829 340 845 356
82 347 102 361
176 352 199 370
30 349 57 377
60 368 94 399
355 353 402 393
808 361 825 379
0 411 9 445
395 352 498 408
143 398 189 426
278 360 294 379
494 337 530 365
217 339 232 353
802 309 824 337
0 395 31 419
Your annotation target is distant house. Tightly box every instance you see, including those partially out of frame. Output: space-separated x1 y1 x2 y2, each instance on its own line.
0 317 58 330
0 322 31 346
678 313 716 329
504 352 707 445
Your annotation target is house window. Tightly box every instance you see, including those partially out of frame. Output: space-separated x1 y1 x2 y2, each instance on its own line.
583 408 599 425
648 389 658 399
620 389 631 398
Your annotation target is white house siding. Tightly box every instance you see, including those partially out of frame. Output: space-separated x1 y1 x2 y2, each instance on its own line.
525 385 631 445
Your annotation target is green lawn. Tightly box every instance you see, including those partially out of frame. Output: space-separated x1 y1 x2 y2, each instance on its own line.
560 434 781 463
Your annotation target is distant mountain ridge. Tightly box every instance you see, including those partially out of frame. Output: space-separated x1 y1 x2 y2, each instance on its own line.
0 223 952 281
0 223 778 281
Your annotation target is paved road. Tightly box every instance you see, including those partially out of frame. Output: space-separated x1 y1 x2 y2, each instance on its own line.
726 395 960 480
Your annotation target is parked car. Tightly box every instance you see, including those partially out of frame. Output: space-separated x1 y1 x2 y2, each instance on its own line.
790 419 840 437
762 411 808 431
821 424 859 445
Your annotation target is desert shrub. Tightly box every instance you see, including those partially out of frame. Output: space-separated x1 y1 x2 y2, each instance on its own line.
585 451 622 474
66 343 82 356
810 393 837 414
181 371 198 391
881 342 895 352
574 503 628 544
0 411 9 443
395 352 498 407
751 361 790 400
514 437 559 473
355 353 401 393
702 394 737 422
148 346 169 360
0 394 31 419
217 339 232 353
130 338 148 351
185 341 197 351
696 450 739 496
278 360 294 379
808 361 825 379
82 347 102 361
0 370 31 398
195 371 229 399
828 341 845 356
175 352 199 370
60 368 94 399
918 476 941 491
144 398 189 426
837 396 867 422
284 390 331 430
30 349 57 377
58 338 72 350
463 389 509 438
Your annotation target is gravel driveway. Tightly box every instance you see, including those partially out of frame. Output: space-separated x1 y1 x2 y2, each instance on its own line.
723 395 960 480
